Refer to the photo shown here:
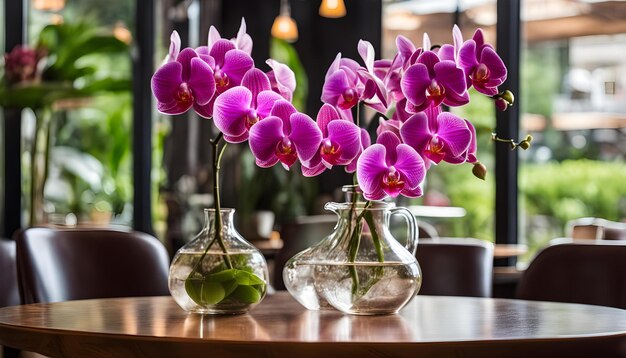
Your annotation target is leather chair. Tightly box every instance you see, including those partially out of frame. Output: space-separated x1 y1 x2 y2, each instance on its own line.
516 241 626 309
273 215 337 290
415 237 494 297
0 239 20 307
1 239 20 358
16 227 170 304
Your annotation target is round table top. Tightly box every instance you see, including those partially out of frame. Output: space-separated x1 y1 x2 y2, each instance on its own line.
1 293 625 357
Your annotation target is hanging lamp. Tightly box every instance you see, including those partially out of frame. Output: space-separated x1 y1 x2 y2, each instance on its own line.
319 0 346 18
271 0 298 42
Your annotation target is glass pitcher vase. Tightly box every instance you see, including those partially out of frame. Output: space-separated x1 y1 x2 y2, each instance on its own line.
169 208 269 314
283 186 421 315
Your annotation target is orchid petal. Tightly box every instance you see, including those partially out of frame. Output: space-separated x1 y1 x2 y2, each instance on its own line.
249 116 284 166
266 59 296 101
465 119 477 163
325 53 342 80
176 48 198 82
423 33 432 51
434 61 468 96
222 50 254 86
242 69 272 105
193 101 213 119
316 103 341 136
301 160 327 177
394 144 425 189
270 99 297 133
289 113 323 162
326 120 361 163
321 70 350 106
356 144 388 198
188 58 216 105
400 64 430 109
458 40 479 72
168 31 181 62
396 35 416 64
235 18 253 54
437 112 472 157
418 51 439 78
213 87 252 141
157 99 192 116
256 90 283 118
209 39 236 67
358 39 375 73
151 62 182 104
402 185 423 198
438 44 456 62
208 26 221 52
376 131 401 165
480 46 507 82
400 112 431 154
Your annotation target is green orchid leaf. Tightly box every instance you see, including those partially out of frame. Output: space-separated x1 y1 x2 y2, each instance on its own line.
229 285 261 304
222 279 239 297
234 271 265 286
201 281 225 305
206 269 238 283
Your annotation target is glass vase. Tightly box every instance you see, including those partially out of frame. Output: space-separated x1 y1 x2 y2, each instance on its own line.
169 208 269 314
284 186 421 315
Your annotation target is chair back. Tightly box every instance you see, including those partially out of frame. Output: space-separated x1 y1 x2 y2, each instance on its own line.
16 227 170 304
516 241 626 309
416 238 494 297
0 239 20 307
273 215 337 290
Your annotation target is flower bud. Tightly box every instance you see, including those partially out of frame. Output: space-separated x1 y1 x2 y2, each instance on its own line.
495 98 508 111
518 140 531 150
501 90 515 106
472 162 487 180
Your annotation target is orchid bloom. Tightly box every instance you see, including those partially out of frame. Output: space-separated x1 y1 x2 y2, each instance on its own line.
400 50 469 113
213 68 283 143
400 105 472 168
458 29 507 95
321 53 369 115
151 47 216 117
357 132 425 200
249 100 322 170
266 59 296 102
301 104 361 177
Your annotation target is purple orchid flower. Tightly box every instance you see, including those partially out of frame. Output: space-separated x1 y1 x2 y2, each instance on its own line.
458 29 507 95
192 21 255 118
321 53 369 115
301 104 362 177
356 132 425 200
151 47 216 118
400 50 469 113
249 100 322 170
213 68 283 143
400 105 472 168
266 59 296 102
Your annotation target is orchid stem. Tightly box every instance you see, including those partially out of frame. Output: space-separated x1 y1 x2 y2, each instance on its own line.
211 133 232 269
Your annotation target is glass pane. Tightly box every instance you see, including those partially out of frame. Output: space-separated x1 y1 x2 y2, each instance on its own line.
382 0 498 241
24 1 135 227
520 0 626 262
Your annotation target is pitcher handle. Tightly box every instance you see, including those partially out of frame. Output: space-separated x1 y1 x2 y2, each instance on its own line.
390 207 418 255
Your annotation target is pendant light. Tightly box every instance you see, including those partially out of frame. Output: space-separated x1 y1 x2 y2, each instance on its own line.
271 0 298 42
319 0 346 18
32 0 65 11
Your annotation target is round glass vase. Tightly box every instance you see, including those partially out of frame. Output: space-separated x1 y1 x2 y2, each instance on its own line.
284 186 422 315
169 208 269 314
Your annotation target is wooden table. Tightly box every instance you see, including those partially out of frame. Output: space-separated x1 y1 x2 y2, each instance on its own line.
1 293 625 358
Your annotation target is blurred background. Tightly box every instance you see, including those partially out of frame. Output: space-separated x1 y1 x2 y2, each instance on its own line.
1 0 625 264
